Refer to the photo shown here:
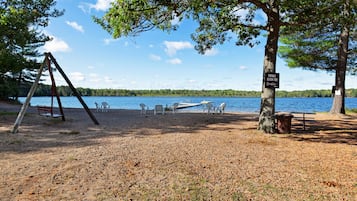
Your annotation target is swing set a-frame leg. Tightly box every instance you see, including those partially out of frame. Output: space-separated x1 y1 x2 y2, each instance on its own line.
11 52 99 133
46 53 99 125
12 60 45 133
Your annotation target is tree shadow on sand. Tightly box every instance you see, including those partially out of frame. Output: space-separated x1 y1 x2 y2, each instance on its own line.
287 114 357 145
0 107 258 153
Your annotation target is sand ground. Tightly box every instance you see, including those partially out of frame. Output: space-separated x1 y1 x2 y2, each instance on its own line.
0 101 356 200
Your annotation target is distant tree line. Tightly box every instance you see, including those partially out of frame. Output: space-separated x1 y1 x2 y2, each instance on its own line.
16 84 357 98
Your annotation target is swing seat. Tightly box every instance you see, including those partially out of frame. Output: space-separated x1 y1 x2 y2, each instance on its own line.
37 106 63 118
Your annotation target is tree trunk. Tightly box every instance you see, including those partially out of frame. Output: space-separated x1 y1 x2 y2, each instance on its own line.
258 1 280 133
330 0 349 114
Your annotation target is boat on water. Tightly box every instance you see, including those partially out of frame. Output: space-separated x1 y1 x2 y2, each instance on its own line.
176 100 212 109
176 102 202 109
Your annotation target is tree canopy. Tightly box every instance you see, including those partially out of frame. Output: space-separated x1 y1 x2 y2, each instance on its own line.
280 0 357 73
279 0 357 114
0 0 63 99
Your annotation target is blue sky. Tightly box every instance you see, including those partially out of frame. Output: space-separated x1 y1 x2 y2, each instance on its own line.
40 0 356 91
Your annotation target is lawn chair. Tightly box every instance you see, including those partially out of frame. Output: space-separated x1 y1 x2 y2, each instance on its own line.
154 105 165 115
203 102 215 114
172 103 179 114
140 103 147 115
217 102 226 114
95 102 100 112
101 102 110 112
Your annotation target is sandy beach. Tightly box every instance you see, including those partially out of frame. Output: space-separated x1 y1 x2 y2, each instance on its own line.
0 101 356 200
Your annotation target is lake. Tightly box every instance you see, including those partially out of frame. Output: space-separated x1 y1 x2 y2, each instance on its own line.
19 96 357 113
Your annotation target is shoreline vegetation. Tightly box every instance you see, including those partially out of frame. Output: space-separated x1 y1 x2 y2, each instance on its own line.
24 85 357 98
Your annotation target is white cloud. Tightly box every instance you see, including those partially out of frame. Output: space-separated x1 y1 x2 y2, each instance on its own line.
171 15 181 26
103 38 111 45
167 58 182 65
232 6 267 26
104 76 114 83
66 21 84 33
233 8 249 19
149 54 161 61
164 41 193 56
240 65 248 70
204 48 218 56
103 38 122 45
88 73 101 82
43 36 71 53
70 72 85 82
80 0 114 12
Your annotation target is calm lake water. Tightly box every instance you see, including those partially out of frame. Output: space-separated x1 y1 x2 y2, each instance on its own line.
19 96 357 113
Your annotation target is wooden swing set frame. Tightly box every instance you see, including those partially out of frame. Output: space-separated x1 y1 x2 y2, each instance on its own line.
11 52 99 133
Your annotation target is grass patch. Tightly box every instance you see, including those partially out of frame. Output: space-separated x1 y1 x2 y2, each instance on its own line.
232 191 250 201
169 175 211 200
0 111 17 115
247 137 278 146
7 139 24 145
59 130 80 135
41 118 65 126
346 108 357 114
67 155 77 161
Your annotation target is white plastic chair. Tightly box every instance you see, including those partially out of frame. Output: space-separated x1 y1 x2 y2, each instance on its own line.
140 103 147 115
172 103 179 114
154 105 164 115
101 102 110 112
204 102 214 114
217 102 226 114
95 102 100 112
